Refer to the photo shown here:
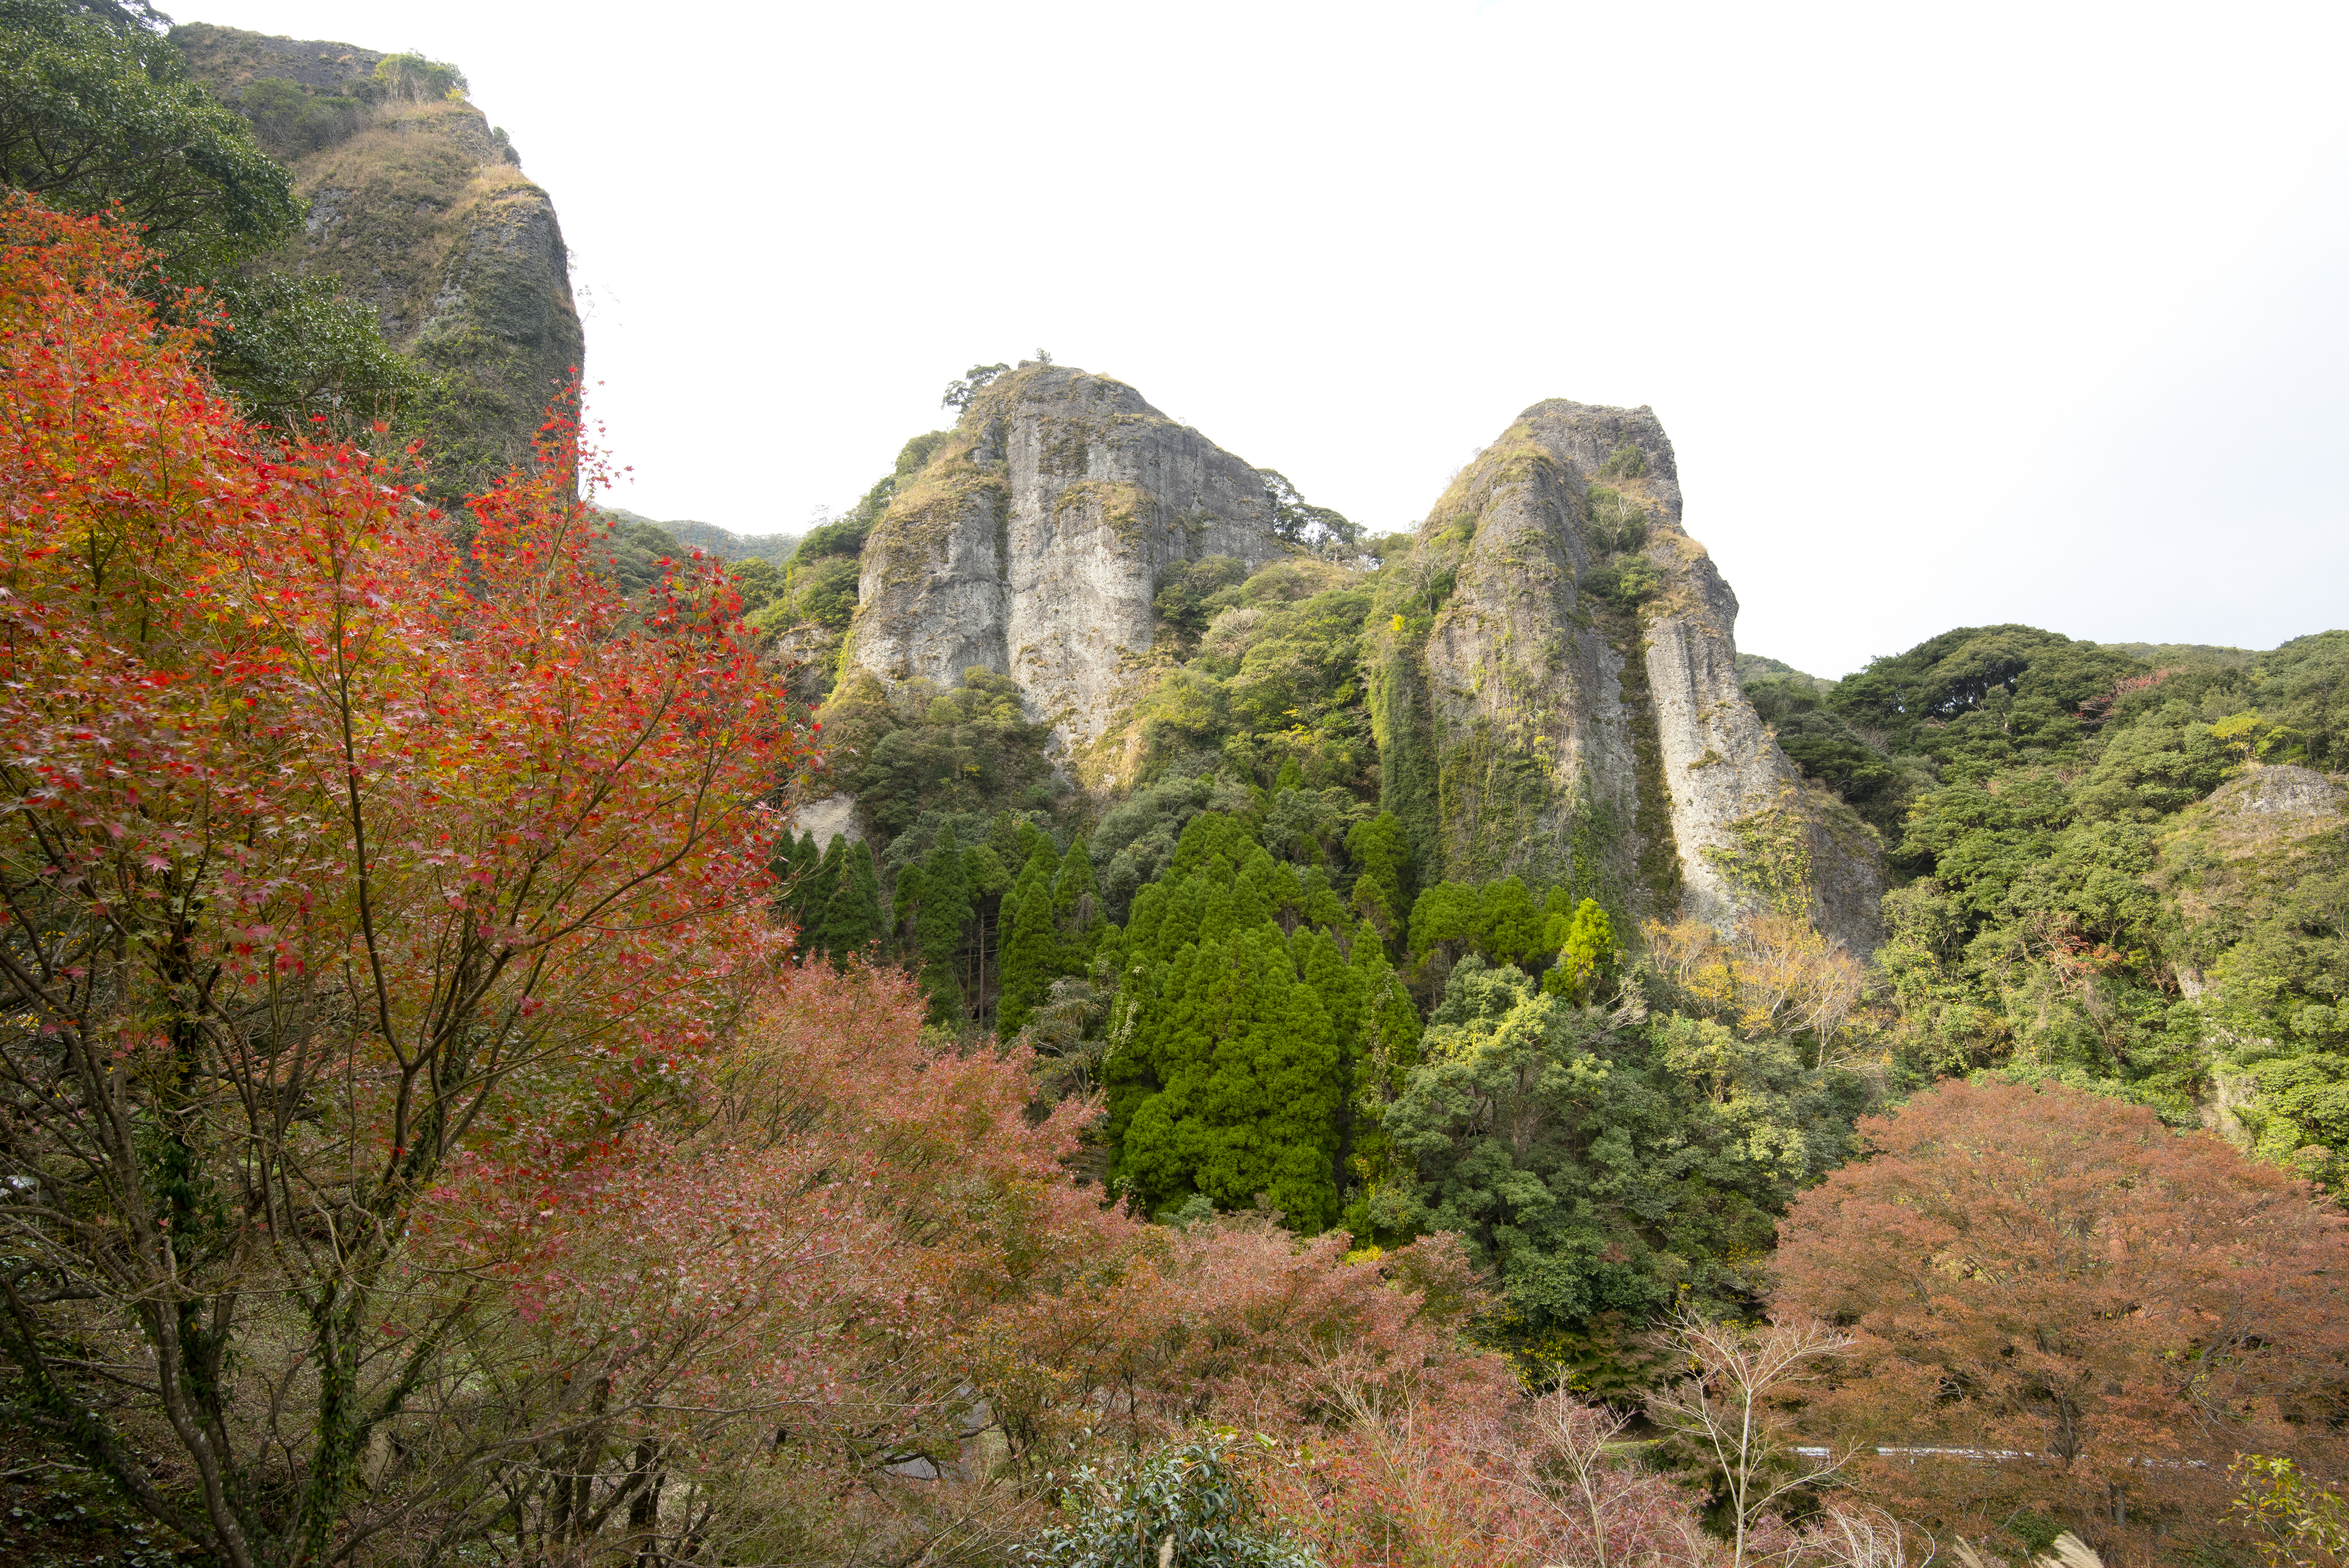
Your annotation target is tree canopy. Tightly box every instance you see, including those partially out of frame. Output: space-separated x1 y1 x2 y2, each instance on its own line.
1776 1078 2349 1552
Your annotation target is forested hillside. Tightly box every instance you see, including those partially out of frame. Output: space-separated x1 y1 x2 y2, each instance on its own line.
771 452 2348 1224
1745 625 2347 1183
1 5 2344 1562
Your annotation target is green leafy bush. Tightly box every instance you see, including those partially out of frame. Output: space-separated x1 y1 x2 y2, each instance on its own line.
1018 1430 1315 1568
0 0 299 282
207 273 440 438
1379 959 1863 1332
822 667 1063 844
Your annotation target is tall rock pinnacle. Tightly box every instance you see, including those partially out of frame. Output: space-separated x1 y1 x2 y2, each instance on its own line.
846 364 1284 780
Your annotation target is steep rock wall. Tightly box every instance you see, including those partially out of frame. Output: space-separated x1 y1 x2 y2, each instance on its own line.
173 25 584 496
847 365 1287 779
1375 401 1886 951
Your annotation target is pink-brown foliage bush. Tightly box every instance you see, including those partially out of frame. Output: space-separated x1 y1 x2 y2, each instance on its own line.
412 960 1621 1563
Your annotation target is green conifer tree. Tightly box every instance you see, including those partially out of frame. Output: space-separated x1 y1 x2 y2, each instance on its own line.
892 860 923 954
1478 876 1545 968
1055 836 1100 931
1168 810 1251 880
1110 924 1343 1231
810 837 883 969
1344 811 1412 937
1237 843 1302 933
913 826 973 1023
1196 876 1241 945
996 843 1064 1037
773 830 822 921
1342 917 1423 1232
792 835 845 951
1546 897 1620 1004
1295 926 1363 1187
1541 885 1576 950
1406 881 1479 963
1354 917 1422 1097
1300 864 1348 929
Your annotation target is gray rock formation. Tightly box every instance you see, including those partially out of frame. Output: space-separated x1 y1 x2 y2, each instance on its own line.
1373 400 1886 952
2215 762 2346 820
846 365 1286 782
793 793 864 852
840 368 1887 950
171 25 584 497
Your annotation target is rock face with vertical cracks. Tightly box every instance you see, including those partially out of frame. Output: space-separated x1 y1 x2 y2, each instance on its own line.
1371 400 1886 953
846 364 1286 784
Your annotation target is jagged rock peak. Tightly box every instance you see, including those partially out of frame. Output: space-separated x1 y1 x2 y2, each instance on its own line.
1375 398 1886 951
846 364 1288 775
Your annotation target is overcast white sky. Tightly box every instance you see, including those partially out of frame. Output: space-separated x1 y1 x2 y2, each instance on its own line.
196 1 2347 677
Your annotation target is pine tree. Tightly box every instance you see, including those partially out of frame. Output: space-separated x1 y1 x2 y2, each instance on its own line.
996 843 1063 1037
810 837 883 968
1344 811 1411 937
912 827 972 1023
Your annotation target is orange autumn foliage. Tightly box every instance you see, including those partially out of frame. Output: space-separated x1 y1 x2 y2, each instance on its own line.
1773 1078 2349 1560
0 193 810 1567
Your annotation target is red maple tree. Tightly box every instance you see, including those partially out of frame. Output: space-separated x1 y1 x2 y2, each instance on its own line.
0 195 811 1567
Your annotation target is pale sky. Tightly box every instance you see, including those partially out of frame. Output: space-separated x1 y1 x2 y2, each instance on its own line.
194 1 2348 678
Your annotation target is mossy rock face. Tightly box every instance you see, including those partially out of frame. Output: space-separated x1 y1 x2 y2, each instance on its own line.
173 25 583 499
846 364 1291 783
1375 399 1887 951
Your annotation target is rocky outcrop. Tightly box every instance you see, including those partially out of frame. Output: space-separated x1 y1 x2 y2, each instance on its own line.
1372 401 1887 952
2212 763 2347 821
839 368 1886 950
846 365 1287 780
172 25 583 496
794 793 864 852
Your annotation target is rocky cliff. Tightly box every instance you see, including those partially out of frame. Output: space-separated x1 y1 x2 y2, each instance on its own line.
1371 401 1886 951
837 369 1887 951
845 364 1288 783
171 25 583 496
